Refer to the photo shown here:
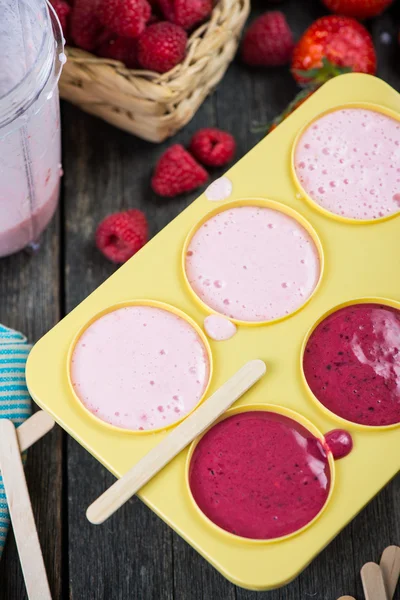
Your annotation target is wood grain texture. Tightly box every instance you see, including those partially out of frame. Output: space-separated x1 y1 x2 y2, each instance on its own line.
0 420 51 600
17 412 55 454
0 198 62 598
62 102 175 600
381 546 400 599
0 0 399 598
361 562 388 600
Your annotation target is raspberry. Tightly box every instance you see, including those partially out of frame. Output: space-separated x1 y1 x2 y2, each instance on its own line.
158 0 212 30
50 0 71 35
98 0 151 38
189 128 236 167
151 145 208 197
96 210 148 264
241 11 294 67
97 36 139 68
70 0 104 51
137 22 187 73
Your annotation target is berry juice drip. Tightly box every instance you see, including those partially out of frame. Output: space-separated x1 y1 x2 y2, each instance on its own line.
303 304 400 426
324 429 353 460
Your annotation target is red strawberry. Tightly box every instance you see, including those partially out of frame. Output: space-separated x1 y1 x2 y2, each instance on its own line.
151 145 208 197
242 12 294 67
96 210 148 263
70 0 104 51
97 36 139 68
137 22 187 73
98 0 151 38
291 16 376 85
158 0 212 31
322 0 393 20
190 128 236 167
50 0 71 35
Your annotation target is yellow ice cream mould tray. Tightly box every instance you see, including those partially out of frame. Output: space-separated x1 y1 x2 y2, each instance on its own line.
26 74 400 591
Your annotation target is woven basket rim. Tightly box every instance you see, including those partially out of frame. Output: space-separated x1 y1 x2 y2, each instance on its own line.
59 0 250 141
64 0 248 81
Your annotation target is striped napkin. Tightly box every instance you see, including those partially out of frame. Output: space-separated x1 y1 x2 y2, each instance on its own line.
0 325 32 558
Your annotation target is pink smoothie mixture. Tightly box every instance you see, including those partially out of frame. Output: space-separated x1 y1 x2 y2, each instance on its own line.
0 0 62 258
70 306 210 431
185 206 320 322
189 411 331 540
303 304 400 426
0 181 59 257
294 108 400 221
203 315 237 341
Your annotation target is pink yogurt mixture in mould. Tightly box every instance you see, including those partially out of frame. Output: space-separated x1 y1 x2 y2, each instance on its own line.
70 306 210 431
185 206 320 322
189 411 331 540
294 108 400 221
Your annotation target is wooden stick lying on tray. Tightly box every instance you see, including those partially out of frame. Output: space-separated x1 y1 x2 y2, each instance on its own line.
87 359 267 525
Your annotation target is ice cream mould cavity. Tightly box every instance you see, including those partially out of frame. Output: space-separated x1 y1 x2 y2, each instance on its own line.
182 198 325 327
291 102 400 226
301 296 400 432
67 299 213 435
185 403 337 545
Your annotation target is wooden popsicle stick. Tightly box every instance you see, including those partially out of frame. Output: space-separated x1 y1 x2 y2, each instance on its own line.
0 420 51 600
337 596 356 600
361 562 388 600
380 546 400 599
87 359 267 525
17 410 55 453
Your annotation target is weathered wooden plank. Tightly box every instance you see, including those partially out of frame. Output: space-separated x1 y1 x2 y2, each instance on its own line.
62 101 174 600
0 213 62 600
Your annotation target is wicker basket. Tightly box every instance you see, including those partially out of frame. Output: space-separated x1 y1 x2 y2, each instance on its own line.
59 0 249 142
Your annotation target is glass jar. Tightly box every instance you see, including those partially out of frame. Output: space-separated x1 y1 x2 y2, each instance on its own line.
0 0 64 257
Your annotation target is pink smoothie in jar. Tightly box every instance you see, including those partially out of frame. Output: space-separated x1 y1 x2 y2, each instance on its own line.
189 411 331 540
303 303 400 426
70 305 210 431
0 0 64 257
185 205 321 322
294 108 400 221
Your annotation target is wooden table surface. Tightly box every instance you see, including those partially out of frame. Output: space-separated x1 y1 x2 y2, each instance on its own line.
0 1 399 598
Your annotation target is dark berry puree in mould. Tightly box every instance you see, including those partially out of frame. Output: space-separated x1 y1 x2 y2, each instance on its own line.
303 304 400 426
189 411 331 540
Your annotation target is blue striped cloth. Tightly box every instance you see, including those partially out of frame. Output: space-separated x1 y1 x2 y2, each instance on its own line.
0 324 32 558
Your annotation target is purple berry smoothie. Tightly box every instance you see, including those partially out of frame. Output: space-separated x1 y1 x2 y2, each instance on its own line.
303 304 400 426
189 411 331 540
